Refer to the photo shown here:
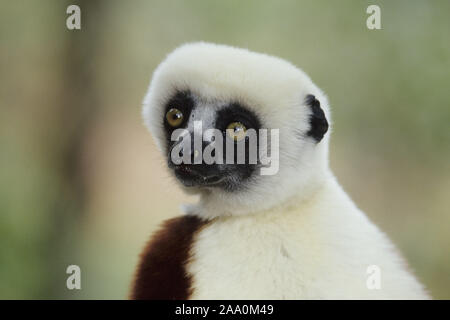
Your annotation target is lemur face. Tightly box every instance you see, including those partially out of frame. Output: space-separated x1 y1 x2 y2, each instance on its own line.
162 90 262 191
143 43 331 214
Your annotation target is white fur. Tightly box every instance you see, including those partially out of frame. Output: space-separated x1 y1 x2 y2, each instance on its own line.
143 42 429 299
188 177 428 299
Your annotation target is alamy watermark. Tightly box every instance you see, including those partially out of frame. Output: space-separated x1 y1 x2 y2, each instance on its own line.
366 5 381 30
66 5 81 30
169 121 279 176
366 265 382 290
66 265 81 290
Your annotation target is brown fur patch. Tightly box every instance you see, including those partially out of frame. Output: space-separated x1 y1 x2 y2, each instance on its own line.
130 214 208 300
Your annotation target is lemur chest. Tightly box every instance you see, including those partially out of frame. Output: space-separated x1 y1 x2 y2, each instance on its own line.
132 213 386 299
187 214 338 299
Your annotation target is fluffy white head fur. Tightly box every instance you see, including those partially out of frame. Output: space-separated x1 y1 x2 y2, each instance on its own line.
143 42 332 218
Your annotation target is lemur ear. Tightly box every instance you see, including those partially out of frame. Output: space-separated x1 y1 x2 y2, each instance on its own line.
305 94 328 143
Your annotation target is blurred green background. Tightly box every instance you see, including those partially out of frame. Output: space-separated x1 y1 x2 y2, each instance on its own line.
0 0 449 299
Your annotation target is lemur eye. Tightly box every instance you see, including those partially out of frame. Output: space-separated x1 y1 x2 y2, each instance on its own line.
226 122 247 141
166 108 184 127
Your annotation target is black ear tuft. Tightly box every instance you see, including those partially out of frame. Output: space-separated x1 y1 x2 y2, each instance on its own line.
305 94 328 143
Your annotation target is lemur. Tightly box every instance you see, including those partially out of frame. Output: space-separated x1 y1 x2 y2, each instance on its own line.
131 42 429 299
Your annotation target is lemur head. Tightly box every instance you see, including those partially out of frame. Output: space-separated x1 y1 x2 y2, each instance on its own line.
143 42 331 218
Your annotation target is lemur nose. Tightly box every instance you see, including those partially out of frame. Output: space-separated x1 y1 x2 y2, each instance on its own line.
178 146 202 163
